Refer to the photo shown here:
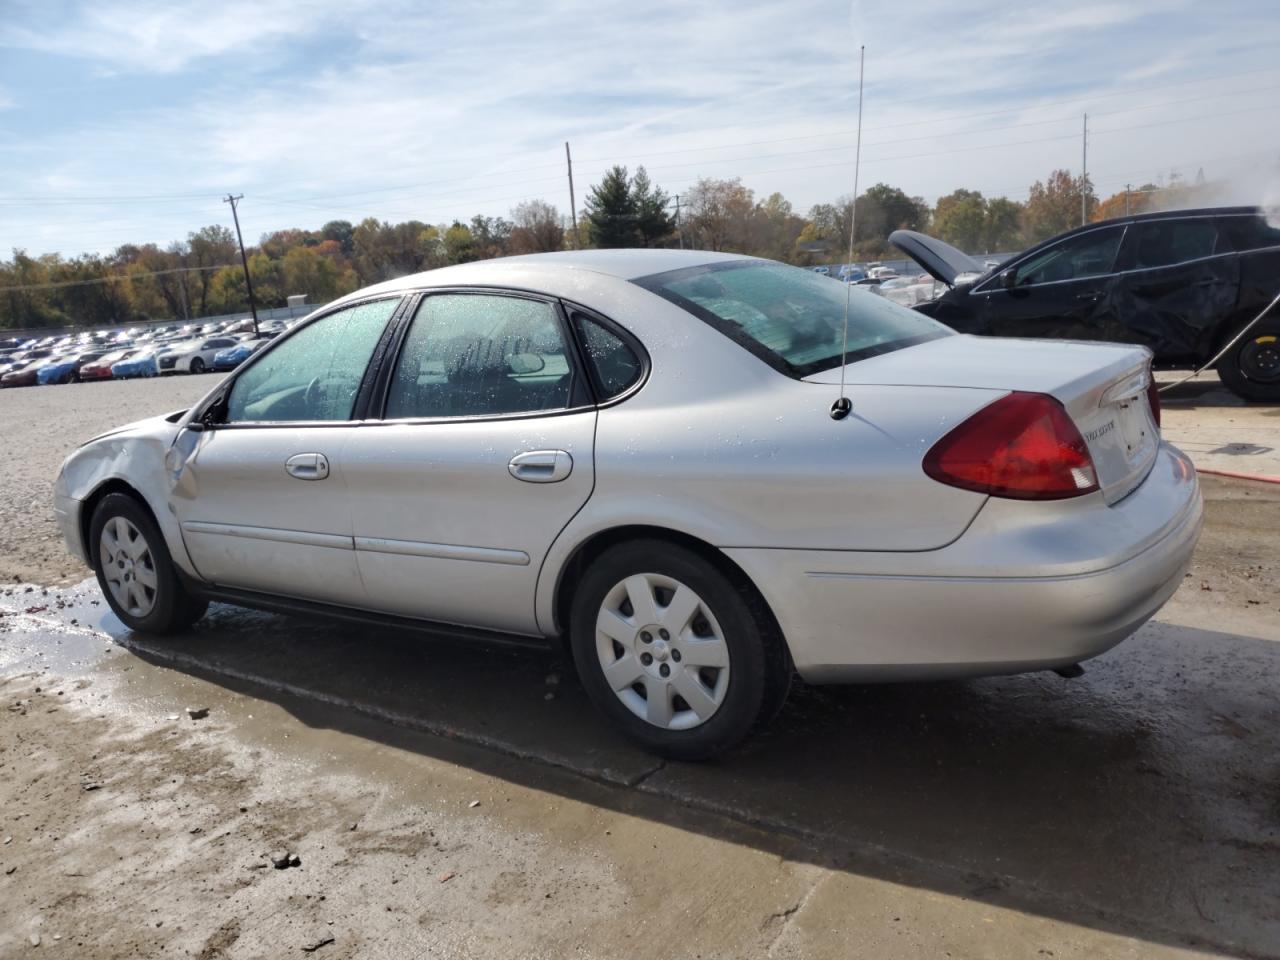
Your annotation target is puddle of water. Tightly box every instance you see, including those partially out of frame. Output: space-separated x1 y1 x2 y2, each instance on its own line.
0 578 124 676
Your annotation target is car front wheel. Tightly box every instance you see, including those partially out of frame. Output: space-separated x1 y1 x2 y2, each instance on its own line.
90 493 208 634
569 540 790 759
190 357 206 374
1218 320 1280 401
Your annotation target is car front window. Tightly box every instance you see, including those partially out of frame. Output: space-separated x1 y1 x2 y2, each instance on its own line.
635 260 951 377
1014 226 1125 286
225 298 399 423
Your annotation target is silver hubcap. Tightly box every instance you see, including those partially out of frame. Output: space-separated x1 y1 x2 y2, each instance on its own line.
594 573 731 730
99 516 158 618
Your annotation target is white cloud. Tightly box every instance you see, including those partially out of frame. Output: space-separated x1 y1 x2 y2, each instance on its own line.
2 0 1280 256
0 0 363 73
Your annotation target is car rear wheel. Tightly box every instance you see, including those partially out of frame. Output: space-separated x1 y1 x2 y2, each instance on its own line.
90 493 208 634
1218 320 1280 402
568 540 790 759
190 356 206 374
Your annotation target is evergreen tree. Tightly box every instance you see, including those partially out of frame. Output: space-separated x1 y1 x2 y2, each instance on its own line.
632 166 675 247
585 165 639 247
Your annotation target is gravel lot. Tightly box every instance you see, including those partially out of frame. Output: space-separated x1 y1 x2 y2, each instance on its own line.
0 376 218 585
0 370 1277 957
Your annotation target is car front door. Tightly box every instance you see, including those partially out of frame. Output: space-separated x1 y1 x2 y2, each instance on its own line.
342 291 600 636
171 297 402 606
1111 216 1240 362
971 225 1126 340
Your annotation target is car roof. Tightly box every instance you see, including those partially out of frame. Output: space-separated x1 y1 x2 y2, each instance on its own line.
1057 204 1264 238
331 249 756 304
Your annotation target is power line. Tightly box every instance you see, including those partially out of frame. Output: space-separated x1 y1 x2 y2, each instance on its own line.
7 65 1271 215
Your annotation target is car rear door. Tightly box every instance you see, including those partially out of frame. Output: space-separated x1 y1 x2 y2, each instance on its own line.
971 225 1126 340
1111 216 1240 362
341 291 599 636
171 297 403 606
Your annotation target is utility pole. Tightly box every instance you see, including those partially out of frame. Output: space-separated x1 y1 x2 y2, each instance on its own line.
223 193 260 336
565 142 579 250
1124 183 1131 217
673 194 684 249
1081 113 1089 227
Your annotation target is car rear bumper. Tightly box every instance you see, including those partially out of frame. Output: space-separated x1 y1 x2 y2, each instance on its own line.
725 442 1202 683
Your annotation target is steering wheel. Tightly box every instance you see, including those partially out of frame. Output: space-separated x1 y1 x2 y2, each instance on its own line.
303 376 322 410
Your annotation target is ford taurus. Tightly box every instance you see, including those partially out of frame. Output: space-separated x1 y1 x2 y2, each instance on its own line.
54 250 1202 758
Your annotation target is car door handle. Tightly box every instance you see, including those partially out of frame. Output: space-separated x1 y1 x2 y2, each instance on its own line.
508 450 572 483
1075 291 1103 301
285 452 330 480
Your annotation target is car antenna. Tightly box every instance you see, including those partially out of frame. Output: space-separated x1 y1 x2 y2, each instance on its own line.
831 44 865 421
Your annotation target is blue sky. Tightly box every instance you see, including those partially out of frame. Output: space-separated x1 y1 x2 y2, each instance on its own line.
2 0 1279 257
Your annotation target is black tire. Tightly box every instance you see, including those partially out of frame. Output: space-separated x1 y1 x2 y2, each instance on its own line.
1217 319 1280 402
568 539 790 760
89 493 208 634
190 356 206 374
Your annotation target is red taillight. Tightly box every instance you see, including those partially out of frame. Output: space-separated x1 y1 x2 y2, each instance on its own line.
923 392 1099 500
1146 369 1161 428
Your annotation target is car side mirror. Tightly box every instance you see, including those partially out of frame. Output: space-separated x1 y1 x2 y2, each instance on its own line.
1000 268 1017 289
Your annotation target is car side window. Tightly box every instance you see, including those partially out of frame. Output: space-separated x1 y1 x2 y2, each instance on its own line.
570 310 642 400
1218 214 1280 253
385 293 575 419
1124 219 1219 270
1014 226 1124 286
225 298 399 423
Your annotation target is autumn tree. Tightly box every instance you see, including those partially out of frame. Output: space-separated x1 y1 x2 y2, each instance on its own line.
186 225 238 314
1094 183 1160 222
855 183 929 243
281 246 342 303
469 215 512 260
753 192 807 262
683 177 756 252
1023 170 1095 243
932 189 988 251
983 197 1024 252
509 200 565 254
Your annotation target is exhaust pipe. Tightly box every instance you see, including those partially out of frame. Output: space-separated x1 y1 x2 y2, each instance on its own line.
1053 663 1085 679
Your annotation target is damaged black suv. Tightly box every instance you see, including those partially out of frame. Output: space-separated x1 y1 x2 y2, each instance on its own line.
891 206 1280 401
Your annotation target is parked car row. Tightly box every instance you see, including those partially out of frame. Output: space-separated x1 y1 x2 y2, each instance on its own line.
0 317 291 388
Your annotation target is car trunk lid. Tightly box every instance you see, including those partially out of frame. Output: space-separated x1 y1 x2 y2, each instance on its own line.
805 334 1160 504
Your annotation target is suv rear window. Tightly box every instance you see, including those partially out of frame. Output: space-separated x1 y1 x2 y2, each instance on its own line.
634 260 951 377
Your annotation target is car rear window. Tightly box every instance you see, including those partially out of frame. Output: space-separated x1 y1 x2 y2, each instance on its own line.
634 260 951 377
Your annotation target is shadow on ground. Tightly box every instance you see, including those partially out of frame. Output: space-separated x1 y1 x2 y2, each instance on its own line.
98 599 1280 959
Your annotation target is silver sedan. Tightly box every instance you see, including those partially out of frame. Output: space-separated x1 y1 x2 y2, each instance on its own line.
53 250 1202 758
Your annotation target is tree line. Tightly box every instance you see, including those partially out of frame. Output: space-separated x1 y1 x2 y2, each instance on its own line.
0 165 1217 331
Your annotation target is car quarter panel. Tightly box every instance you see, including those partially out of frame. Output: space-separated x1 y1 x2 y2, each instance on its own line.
725 442 1201 682
525 277 998 635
